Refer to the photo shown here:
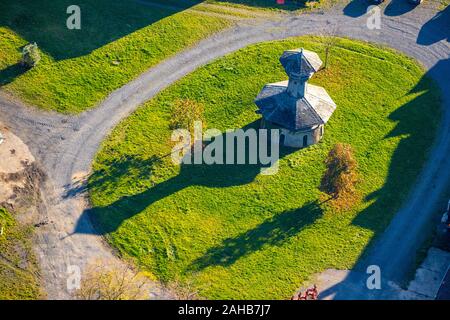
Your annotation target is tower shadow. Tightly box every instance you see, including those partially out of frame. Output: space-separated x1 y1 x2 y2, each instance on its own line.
75 121 298 235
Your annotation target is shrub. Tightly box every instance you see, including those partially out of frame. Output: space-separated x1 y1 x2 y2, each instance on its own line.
168 278 199 300
320 143 358 206
169 99 205 133
75 260 149 300
21 43 41 68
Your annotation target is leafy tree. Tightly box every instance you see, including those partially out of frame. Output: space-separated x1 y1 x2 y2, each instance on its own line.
21 43 41 68
169 99 205 133
320 143 358 202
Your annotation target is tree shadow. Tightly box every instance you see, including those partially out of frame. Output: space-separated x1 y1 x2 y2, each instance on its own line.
0 63 28 86
213 0 307 10
62 154 164 199
384 0 415 17
189 201 323 271
0 0 202 61
343 0 372 18
417 5 450 46
318 60 447 299
75 120 299 235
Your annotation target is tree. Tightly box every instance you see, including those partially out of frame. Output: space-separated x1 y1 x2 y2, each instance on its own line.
169 99 205 133
21 43 41 68
320 26 339 70
75 260 149 300
320 143 358 203
167 278 200 300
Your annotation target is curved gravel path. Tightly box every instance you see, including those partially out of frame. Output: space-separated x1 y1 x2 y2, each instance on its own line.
0 2 448 299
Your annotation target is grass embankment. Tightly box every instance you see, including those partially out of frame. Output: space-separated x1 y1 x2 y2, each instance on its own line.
0 208 42 300
90 37 441 299
0 0 231 113
208 0 332 11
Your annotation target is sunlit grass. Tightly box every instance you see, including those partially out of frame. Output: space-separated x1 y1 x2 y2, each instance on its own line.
89 37 441 299
0 0 231 113
0 208 42 300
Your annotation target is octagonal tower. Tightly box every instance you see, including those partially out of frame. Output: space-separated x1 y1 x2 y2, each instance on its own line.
255 48 336 148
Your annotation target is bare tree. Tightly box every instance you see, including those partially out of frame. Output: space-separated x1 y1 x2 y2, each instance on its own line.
76 260 149 300
320 25 340 70
168 277 201 300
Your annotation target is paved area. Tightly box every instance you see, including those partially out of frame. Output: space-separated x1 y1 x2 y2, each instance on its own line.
407 247 450 299
0 2 449 299
317 247 450 300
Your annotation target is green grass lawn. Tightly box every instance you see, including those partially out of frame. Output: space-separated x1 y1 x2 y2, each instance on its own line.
88 36 441 299
208 0 335 11
0 0 340 114
208 0 310 10
0 208 42 300
0 0 232 113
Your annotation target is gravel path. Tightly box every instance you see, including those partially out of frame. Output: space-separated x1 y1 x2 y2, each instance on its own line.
0 2 448 299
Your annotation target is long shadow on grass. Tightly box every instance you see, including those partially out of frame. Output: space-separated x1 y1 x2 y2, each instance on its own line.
75 121 297 235
0 63 28 86
0 0 201 60
318 60 447 299
213 0 306 10
189 201 323 271
63 155 163 199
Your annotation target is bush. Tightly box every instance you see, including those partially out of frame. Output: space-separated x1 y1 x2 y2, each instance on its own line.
21 43 41 68
169 99 205 133
75 260 149 300
168 278 199 300
320 143 358 206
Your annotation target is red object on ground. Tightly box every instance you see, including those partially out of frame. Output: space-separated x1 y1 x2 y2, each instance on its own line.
305 285 319 300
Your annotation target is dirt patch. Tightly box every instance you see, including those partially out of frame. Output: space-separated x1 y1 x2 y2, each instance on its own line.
0 125 46 213
0 162 46 212
0 126 35 173
0 124 47 299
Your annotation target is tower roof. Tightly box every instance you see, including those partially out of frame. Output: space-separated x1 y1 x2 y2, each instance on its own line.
279 48 323 79
255 48 335 131
255 81 336 131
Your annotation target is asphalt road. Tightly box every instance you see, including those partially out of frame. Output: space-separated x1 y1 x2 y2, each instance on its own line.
0 2 448 299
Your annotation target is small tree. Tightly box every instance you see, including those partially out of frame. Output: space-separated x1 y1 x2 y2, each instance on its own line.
21 43 41 68
168 278 200 300
320 26 339 70
76 260 149 300
169 99 205 133
320 143 358 203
